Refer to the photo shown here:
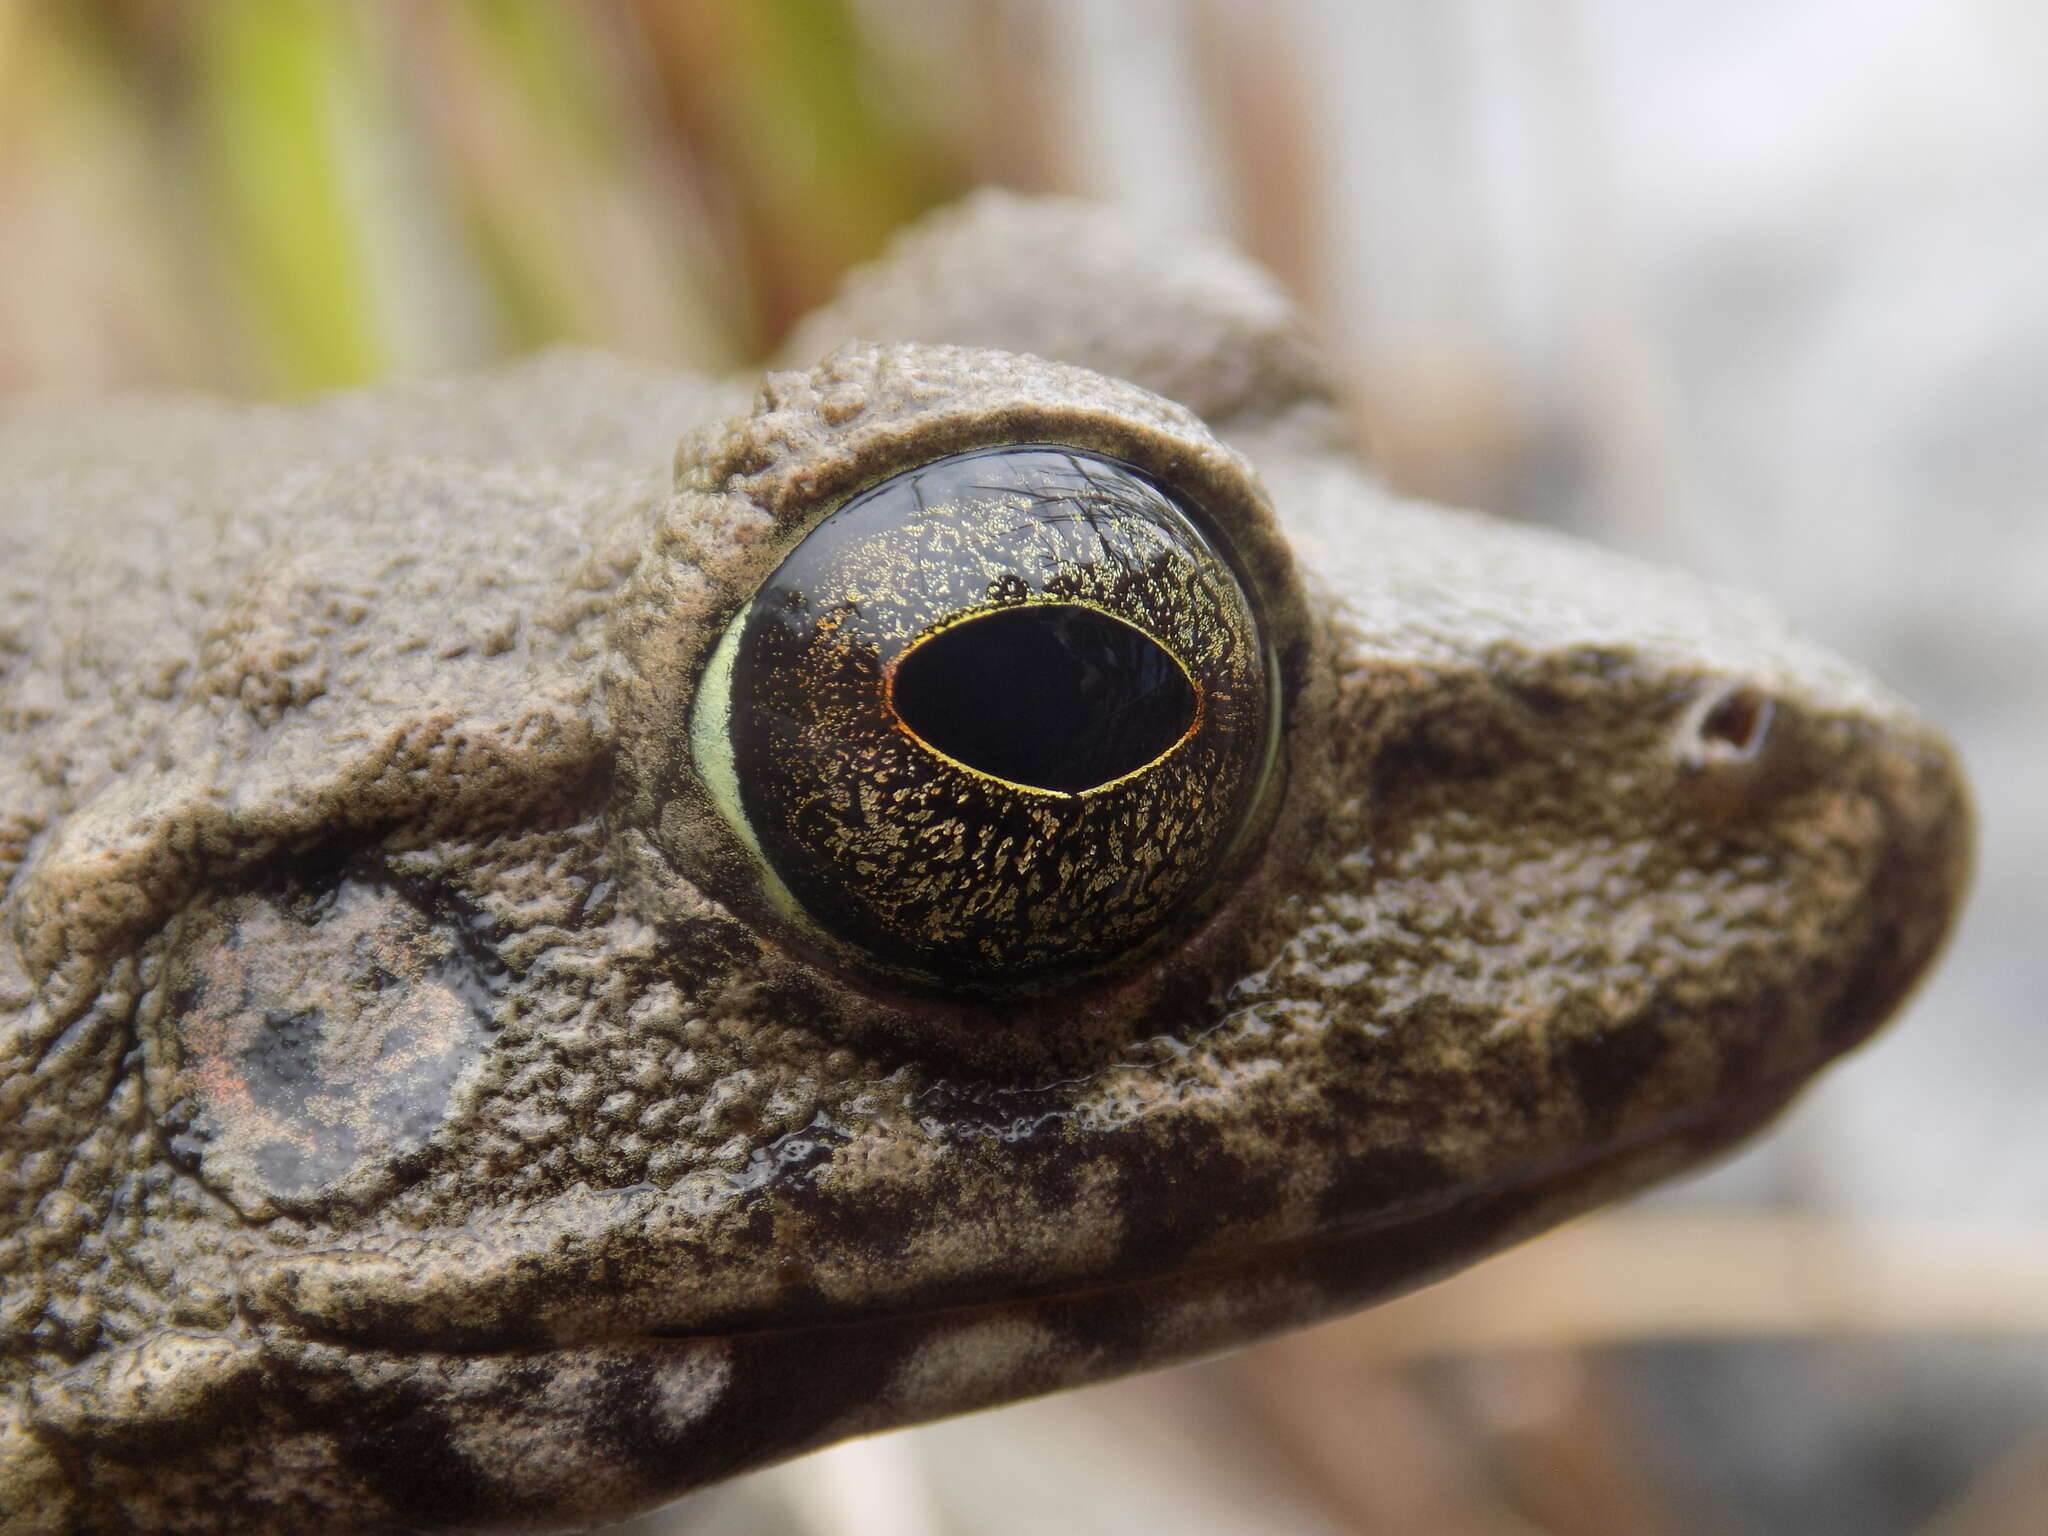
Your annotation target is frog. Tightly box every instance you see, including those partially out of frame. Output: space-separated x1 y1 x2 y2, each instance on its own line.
0 192 1970 1534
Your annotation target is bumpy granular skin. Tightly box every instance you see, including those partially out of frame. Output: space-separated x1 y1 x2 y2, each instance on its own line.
0 194 1970 1534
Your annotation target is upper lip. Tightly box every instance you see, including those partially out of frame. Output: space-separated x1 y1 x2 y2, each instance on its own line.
238 1054 1868 1357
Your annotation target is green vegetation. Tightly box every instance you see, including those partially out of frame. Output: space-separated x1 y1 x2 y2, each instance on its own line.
0 0 967 392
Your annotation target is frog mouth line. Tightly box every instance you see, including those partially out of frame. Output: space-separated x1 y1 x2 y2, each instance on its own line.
237 1054 1807 1371
552 1075 1825 1509
631 1057 1816 1356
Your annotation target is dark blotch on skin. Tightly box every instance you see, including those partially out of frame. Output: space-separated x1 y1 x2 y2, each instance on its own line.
1314 1144 1457 1234
159 867 495 1214
588 1355 686 1483
692 1329 899 1489
239 1009 326 1116
1098 1114 1282 1277
1817 797 1961 1056
1557 1013 1674 1133
771 1159 934 1285
330 1386 500 1529
1045 1279 1158 1365
1369 695 1531 791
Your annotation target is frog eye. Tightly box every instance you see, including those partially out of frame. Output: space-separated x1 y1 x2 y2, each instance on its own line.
687 445 1282 990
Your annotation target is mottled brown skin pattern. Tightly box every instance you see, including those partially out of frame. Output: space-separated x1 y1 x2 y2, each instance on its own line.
0 194 1969 1533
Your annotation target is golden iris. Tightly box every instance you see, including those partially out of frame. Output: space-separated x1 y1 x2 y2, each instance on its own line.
691 446 1279 989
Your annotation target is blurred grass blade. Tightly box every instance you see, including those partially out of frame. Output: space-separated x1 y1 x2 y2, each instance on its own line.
198 0 385 389
634 0 963 346
399 0 742 369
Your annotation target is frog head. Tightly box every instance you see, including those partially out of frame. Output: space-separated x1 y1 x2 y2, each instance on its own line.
0 195 1969 1531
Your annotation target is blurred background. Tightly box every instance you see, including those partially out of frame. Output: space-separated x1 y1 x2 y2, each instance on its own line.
3 2 2043 1532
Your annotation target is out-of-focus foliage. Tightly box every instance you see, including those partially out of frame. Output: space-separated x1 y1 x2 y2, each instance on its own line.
0 0 970 392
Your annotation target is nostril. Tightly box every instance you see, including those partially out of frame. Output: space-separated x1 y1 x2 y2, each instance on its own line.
1697 685 1774 759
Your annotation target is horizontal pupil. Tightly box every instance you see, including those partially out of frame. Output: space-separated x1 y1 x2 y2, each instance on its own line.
891 604 1197 794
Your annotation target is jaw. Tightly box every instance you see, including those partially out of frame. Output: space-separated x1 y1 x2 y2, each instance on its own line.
229 1048 1837 1535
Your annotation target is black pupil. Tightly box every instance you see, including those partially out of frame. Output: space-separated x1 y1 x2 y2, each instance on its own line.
890 604 1198 794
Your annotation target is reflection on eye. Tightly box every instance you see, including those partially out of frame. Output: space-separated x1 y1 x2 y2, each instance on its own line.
692 446 1282 990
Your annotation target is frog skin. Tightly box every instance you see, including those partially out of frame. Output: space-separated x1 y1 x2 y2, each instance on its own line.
0 192 1969 1534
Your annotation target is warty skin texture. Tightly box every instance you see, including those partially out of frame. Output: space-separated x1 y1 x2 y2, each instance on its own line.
0 194 1970 1533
